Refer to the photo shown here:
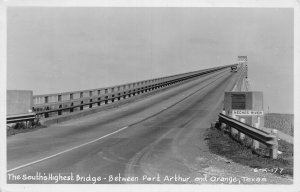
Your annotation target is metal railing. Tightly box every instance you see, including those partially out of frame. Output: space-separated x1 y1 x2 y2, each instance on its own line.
217 113 278 159
32 65 233 119
7 113 36 124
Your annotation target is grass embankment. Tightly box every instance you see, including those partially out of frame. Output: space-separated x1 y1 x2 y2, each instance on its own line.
207 113 294 177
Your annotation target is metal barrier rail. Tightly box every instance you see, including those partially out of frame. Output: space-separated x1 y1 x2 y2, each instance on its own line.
218 113 278 159
33 65 231 118
7 113 36 124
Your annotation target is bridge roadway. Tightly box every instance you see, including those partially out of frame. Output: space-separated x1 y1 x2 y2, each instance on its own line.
7 68 291 184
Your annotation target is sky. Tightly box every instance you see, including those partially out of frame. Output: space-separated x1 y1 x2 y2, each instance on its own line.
6 7 293 114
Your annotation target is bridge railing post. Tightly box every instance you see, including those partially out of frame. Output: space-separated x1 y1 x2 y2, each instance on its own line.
70 103 74 112
239 118 246 142
97 97 101 106
230 114 239 136
80 101 84 110
220 110 227 132
70 93 74 113
252 123 260 150
269 129 278 159
58 105 62 115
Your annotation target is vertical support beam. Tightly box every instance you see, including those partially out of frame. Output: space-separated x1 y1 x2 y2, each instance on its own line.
58 105 62 115
89 99 93 108
69 93 73 113
239 118 246 141
89 91 93 108
252 123 260 150
270 129 278 159
112 95 115 102
80 92 84 110
80 101 84 110
70 103 74 112
44 109 49 118
230 114 239 136
220 110 227 132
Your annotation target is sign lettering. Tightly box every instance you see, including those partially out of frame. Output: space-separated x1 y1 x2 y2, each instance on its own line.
232 110 264 116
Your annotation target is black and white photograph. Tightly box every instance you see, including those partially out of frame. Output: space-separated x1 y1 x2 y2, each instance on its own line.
0 0 299 192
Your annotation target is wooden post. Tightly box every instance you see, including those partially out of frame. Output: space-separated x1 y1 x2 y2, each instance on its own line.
231 114 239 136
220 110 227 131
270 129 278 159
252 123 260 150
239 118 246 141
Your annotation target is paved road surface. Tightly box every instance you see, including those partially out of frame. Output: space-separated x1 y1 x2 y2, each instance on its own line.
7 68 292 184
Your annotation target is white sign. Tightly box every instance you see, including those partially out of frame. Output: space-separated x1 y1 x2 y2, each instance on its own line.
232 110 264 116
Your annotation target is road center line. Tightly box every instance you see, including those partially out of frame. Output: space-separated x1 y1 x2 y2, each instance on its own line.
7 70 229 173
7 126 129 173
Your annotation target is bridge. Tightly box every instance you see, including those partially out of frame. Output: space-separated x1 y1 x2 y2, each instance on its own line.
6 57 292 184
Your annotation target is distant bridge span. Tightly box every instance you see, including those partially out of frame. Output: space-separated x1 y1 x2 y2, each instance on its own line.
32 64 234 124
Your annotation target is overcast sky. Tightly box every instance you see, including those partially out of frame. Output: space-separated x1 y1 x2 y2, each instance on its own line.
7 7 293 114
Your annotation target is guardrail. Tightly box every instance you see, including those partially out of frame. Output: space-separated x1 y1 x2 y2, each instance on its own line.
32 65 232 119
216 113 278 159
7 113 36 124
